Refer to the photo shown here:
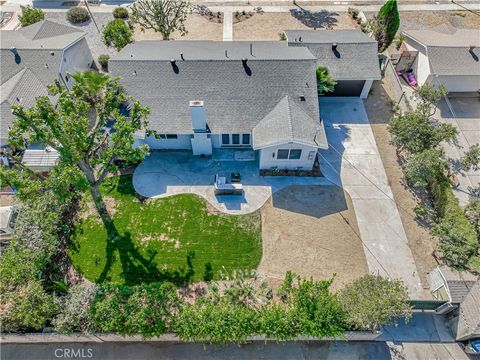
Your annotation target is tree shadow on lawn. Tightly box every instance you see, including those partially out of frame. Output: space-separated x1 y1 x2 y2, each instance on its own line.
96 226 197 286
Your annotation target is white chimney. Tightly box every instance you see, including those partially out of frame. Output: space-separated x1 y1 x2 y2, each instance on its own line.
189 100 207 132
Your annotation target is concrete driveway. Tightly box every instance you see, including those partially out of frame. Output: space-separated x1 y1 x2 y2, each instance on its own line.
437 95 480 206
133 150 331 215
317 97 425 299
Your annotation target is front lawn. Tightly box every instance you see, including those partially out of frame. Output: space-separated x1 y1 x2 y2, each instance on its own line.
69 176 261 285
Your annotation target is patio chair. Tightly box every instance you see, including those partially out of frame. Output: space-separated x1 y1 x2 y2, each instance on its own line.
214 174 242 195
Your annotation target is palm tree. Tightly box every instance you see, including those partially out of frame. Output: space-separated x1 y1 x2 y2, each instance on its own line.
71 70 110 104
316 66 337 94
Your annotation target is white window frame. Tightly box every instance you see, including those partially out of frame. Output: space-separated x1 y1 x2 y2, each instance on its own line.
276 149 303 160
221 133 251 147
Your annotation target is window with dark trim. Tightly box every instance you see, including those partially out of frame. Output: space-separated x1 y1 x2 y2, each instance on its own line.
242 134 250 145
222 134 230 144
232 134 240 145
289 149 302 160
277 149 289 159
166 134 178 139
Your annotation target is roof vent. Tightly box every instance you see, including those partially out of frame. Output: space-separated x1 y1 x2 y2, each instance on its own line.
332 43 337 51
299 96 306 102
298 36 302 42
133 70 137 76
130 54 134 58
250 43 253 56
242 57 248 66
225 50 228 58
50 51 55 56
170 59 176 64
180 53 185 61
10 47 18 55
15 97 22 102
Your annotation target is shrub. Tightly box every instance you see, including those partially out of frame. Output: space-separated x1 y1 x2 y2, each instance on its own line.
316 66 337 94
19 5 45 27
98 54 110 71
348 7 359 19
338 274 412 331
89 282 179 337
66 7 90 24
1 280 56 332
53 284 97 333
278 32 286 41
403 149 448 188
113 7 129 19
102 19 133 51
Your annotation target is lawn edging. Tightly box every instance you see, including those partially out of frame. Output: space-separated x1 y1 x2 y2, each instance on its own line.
0 331 383 344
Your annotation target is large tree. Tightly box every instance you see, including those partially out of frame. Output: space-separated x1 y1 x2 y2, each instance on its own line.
130 0 190 40
368 0 400 52
5 71 149 229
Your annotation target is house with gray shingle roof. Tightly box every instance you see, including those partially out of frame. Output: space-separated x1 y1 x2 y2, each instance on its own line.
455 280 480 341
0 20 94 147
110 40 328 171
284 29 381 98
401 27 480 93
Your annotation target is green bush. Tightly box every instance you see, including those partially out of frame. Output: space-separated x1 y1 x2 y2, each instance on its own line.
98 54 110 71
89 282 179 337
338 274 412 331
66 7 90 24
102 19 133 51
113 7 129 19
19 5 45 27
431 178 479 269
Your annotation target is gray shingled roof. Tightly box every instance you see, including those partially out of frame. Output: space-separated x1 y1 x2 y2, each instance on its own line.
447 280 476 303
0 20 84 145
285 30 381 81
404 28 480 76
456 281 480 341
109 41 325 141
22 146 60 168
253 96 327 149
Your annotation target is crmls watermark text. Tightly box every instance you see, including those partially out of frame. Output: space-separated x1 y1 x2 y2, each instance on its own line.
54 348 93 358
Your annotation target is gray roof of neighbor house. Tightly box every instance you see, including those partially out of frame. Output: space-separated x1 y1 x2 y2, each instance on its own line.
253 95 327 149
456 280 480 341
22 146 60 169
109 40 327 148
0 20 85 145
403 28 480 76
284 30 381 81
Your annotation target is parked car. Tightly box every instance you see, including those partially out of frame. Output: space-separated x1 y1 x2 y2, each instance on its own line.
463 338 480 355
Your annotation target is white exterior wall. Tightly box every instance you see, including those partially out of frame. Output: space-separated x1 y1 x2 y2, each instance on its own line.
60 38 94 89
405 38 431 86
360 80 373 99
258 143 318 170
433 75 480 93
191 133 212 156
211 134 221 148
143 134 192 150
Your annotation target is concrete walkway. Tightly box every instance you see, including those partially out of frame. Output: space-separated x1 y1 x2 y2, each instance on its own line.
222 11 233 41
133 150 331 215
318 97 425 299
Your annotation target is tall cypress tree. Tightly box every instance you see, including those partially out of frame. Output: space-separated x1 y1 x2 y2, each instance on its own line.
378 0 400 51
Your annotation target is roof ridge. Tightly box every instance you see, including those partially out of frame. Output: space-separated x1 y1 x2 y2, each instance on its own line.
285 96 294 140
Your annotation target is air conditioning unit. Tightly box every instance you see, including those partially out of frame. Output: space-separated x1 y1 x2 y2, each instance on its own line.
435 302 455 315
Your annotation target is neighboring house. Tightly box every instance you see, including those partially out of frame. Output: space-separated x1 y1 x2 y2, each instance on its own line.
109 41 328 171
0 20 94 148
454 280 480 342
0 205 18 243
428 266 477 305
21 145 60 173
401 27 480 92
284 30 381 98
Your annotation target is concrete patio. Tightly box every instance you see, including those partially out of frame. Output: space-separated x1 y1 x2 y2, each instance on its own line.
132 150 331 215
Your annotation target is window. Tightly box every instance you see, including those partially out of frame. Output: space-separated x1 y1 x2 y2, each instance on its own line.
232 134 240 145
242 134 250 145
222 134 230 145
154 133 177 139
289 149 302 160
277 149 289 159
277 149 302 160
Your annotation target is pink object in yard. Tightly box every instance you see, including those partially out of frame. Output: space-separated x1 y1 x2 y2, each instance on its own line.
406 72 417 87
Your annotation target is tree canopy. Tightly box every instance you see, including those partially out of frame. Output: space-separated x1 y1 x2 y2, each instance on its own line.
4 70 149 230
368 0 400 52
130 0 190 40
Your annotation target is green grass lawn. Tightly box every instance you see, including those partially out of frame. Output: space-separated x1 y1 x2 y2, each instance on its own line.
69 176 262 285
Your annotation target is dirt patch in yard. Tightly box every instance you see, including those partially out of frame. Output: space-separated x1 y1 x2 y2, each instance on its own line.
258 185 368 292
233 12 357 41
365 80 438 296
396 11 480 30
134 14 222 41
